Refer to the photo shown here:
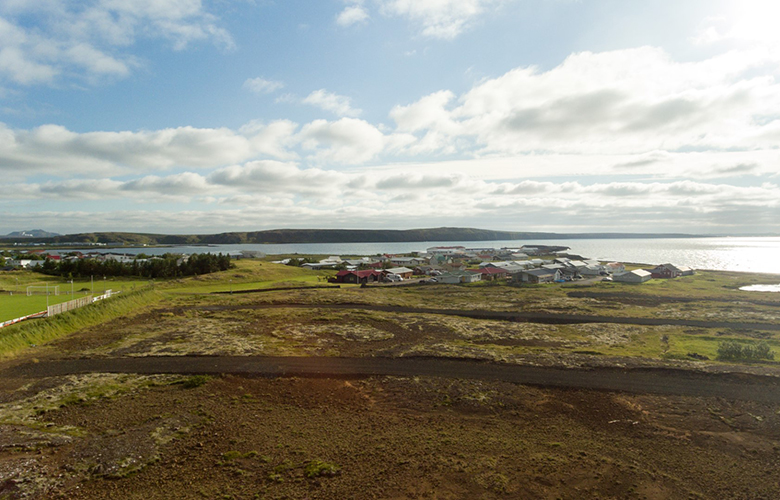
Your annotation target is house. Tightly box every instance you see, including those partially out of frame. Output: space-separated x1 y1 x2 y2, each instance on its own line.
605 262 625 274
384 267 414 279
678 266 695 276
102 253 135 264
343 257 380 268
301 256 344 270
470 267 509 281
579 265 606 276
438 270 482 284
389 256 426 267
517 268 562 284
650 263 682 279
613 269 652 283
414 265 444 276
331 270 382 284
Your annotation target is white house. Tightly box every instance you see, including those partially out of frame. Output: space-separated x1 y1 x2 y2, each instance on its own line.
612 269 652 283
517 268 562 283
605 262 625 274
438 270 482 284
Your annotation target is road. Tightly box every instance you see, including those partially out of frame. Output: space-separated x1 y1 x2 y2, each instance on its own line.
7 356 780 403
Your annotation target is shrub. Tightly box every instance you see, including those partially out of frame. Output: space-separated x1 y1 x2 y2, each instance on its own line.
717 340 775 361
304 460 340 478
181 375 211 389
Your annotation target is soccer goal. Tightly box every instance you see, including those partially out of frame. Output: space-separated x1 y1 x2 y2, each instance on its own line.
26 285 59 296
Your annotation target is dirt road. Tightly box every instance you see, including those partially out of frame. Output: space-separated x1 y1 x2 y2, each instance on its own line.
8 355 780 402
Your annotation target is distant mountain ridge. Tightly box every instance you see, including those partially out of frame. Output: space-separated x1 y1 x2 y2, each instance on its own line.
1 229 60 238
0 227 703 245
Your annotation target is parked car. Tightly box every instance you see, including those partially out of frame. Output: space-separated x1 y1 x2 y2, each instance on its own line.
386 274 403 282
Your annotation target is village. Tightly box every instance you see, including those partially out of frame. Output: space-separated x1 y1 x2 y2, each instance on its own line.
1 244 695 285
276 244 696 285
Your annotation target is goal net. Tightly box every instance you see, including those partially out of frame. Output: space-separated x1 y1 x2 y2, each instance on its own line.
26 285 59 296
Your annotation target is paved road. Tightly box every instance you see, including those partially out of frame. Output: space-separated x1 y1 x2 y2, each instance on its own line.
201 303 780 332
7 356 780 403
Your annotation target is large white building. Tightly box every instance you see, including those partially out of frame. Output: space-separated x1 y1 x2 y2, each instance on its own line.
426 246 465 256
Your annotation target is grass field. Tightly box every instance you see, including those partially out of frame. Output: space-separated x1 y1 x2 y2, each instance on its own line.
0 276 156 323
0 260 332 324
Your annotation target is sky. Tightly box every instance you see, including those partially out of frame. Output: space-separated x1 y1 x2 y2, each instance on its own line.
1 0 779 235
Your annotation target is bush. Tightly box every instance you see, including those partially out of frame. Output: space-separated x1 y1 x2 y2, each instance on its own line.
304 460 340 478
717 340 775 361
181 375 211 389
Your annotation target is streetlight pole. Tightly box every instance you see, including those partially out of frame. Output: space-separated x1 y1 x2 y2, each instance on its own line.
46 282 49 310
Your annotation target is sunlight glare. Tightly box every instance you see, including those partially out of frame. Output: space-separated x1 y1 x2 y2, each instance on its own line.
726 0 780 44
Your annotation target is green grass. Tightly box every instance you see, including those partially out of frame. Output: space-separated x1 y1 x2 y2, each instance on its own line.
0 277 154 323
0 293 77 322
0 288 162 357
162 260 335 294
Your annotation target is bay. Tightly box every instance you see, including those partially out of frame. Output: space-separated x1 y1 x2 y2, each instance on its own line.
56 236 780 275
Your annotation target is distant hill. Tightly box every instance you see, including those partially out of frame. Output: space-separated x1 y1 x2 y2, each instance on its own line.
1 229 60 238
1 227 703 246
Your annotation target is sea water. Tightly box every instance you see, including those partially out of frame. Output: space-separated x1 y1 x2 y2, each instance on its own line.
53 236 780 274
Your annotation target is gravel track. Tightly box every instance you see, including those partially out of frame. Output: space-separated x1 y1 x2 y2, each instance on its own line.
8 355 780 402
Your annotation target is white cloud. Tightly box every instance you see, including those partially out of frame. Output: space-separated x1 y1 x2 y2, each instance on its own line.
0 0 233 86
336 5 370 27
243 77 284 94
298 118 385 164
693 2 780 47
4 170 779 234
378 0 504 39
0 121 297 177
390 46 780 157
302 89 362 117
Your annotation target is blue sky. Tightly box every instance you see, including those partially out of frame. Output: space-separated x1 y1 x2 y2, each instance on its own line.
1 0 778 235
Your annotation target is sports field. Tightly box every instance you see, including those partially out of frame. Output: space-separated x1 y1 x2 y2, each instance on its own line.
0 277 150 323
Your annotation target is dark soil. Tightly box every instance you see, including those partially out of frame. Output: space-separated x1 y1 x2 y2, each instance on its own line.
2 375 780 499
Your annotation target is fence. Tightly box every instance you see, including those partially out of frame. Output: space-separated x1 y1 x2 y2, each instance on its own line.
47 296 94 317
0 311 47 330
